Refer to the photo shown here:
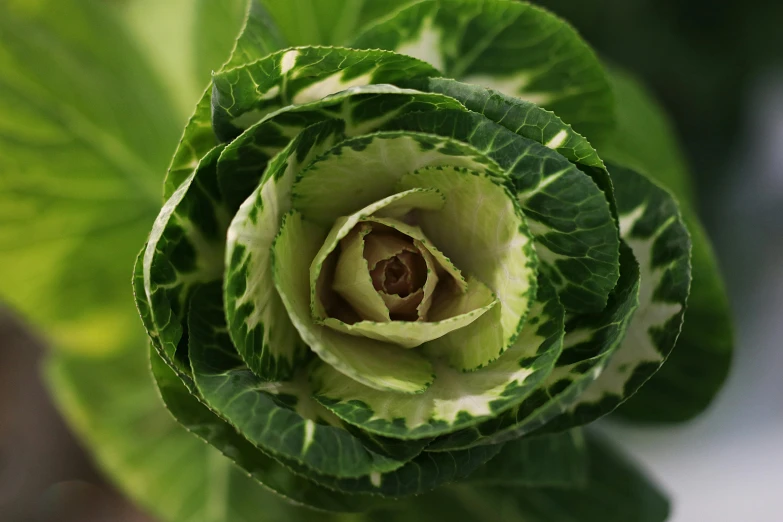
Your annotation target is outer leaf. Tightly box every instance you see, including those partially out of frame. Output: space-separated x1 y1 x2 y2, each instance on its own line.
296 441 502 498
259 0 417 47
418 78 617 217
188 282 419 480
551 164 690 427
272 211 435 394
0 0 177 356
193 0 246 90
211 46 440 141
603 69 733 421
223 0 288 71
394 433 668 522
150 347 373 513
224 121 345 382
164 0 287 198
215 85 465 211
429 243 640 451
387 110 620 313
311 274 563 440
351 0 615 143
464 429 587 488
142 146 230 378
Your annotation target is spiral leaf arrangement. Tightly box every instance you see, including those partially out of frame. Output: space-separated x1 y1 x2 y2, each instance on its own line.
133 1 701 519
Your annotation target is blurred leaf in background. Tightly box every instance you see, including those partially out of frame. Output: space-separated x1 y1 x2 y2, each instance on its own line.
0 0 243 519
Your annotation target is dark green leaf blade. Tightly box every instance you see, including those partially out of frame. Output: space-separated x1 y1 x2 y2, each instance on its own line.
188 282 420 480
259 0 417 47
387 109 620 313
150 346 374 513
211 46 440 142
351 0 615 143
464 429 588 488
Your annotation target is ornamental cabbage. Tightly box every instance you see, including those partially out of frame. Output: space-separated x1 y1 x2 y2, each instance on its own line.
124 1 730 520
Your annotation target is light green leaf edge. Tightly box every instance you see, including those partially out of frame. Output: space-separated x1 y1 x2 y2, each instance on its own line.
311 273 563 440
211 46 441 142
291 131 501 227
273 211 436 394
350 0 615 144
142 145 231 378
329 224 392 322
224 120 345 382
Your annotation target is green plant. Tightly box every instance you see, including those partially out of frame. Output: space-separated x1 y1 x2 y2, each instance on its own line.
0 1 733 521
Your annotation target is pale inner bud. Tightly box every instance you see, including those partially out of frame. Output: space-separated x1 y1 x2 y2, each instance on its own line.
364 232 429 321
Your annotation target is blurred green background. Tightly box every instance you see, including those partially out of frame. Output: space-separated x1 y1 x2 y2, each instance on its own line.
1 1 781 521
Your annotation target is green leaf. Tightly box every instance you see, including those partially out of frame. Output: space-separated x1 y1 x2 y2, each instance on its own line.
350 0 615 143
297 441 503 498
259 0 417 47
163 89 217 198
188 282 420 480
223 0 288 71
272 210 435 394
224 121 345 382
0 0 178 356
163 0 288 198
150 347 373 513
600 69 694 207
602 69 733 422
464 429 587 488
429 243 640 451
552 164 690 426
418 78 617 217
311 274 563 440
424 433 668 522
211 46 440 142
215 85 465 211
387 109 620 313
142 146 230 378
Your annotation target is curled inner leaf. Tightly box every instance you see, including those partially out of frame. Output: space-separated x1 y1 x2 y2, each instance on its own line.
309 189 498 349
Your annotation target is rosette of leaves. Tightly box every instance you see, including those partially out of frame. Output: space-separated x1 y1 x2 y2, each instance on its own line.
0 0 733 521
134 0 692 517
